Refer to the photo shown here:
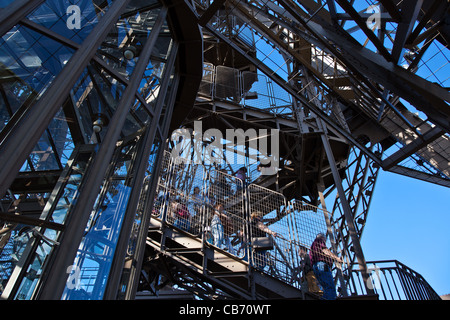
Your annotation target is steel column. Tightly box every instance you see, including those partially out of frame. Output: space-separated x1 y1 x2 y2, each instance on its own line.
201 22 383 168
317 181 348 297
320 125 374 296
124 70 182 300
103 35 178 300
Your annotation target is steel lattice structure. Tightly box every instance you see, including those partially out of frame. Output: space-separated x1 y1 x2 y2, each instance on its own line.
0 0 447 300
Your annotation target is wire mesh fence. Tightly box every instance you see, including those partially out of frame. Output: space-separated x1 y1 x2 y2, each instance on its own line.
289 200 330 250
149 152 440 299
150 151 341 294
199 63 292 115
247 184 289 272
204 168 246 256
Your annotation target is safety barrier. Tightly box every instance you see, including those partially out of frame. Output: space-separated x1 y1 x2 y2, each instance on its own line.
150 152 340 293
349 260 441 300
198 63 292 115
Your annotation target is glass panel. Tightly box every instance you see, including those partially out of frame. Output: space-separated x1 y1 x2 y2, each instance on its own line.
136 32 173 117
14 228 60 300
49 147 95 225
116 136 161 299
96 6 162 80
122 98 152 137
139 63 163 108
124 0 159 14
61 139 139 300
27 0 114 45
70 62 126 143
0 146 94 299
0 0 14 8
19 58 127 174
151 20 172 61
0 25 74 132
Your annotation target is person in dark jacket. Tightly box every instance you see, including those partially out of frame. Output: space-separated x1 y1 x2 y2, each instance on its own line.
310 233 342 300
299 246 322 297
249 212 277 268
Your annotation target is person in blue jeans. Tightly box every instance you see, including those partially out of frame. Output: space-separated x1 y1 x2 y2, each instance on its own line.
309 233 342 300
211 203 229 249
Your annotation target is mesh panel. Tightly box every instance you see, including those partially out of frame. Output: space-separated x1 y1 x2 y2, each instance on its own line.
215 66 240 102
205 168 246 258
150 151 339 293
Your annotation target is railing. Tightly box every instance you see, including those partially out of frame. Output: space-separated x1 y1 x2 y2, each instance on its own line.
150 152 442 300
151 151 340 293
199 63 293 115
349 260 441 300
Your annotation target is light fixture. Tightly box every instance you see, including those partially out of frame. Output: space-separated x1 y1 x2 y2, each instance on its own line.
93 119 104 133
123 46 136 60
92 114 108 133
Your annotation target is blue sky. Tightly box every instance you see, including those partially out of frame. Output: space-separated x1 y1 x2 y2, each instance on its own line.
361 170 450 296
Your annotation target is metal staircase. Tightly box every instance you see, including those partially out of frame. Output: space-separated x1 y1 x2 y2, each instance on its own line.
136 151 441 300
136 151 338 300
145 217 306 299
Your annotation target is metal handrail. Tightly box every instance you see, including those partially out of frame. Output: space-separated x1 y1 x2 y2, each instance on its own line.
199 63 292 115
349 260 441 300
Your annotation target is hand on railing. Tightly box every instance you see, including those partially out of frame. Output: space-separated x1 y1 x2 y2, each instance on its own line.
322 248 343 264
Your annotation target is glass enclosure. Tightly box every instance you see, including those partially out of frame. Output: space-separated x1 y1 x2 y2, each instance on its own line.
0 0 193 300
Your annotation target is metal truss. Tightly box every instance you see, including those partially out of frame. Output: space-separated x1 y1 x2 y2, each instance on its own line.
195 0 450 184
326 144 381 283
0 0 204 300
183 0 449 297
0 0 447 301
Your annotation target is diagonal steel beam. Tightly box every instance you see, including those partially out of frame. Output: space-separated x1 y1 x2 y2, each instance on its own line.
198 0 227 26
0 0 133 199
391 0 424 64
334 0 393 62
378 0 402 22
388 164 450 188
382 126 445 170
406 0 444 47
